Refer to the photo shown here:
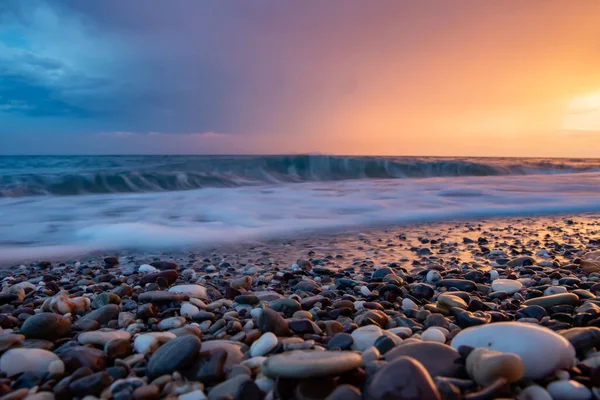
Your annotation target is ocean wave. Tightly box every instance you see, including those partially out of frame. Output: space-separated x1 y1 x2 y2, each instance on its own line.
1 155 600 197
1 172 600 264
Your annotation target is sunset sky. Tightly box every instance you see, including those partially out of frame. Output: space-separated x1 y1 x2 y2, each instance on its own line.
1 0 600 156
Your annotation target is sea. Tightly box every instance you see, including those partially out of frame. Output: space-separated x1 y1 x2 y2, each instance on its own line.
1 155 600 263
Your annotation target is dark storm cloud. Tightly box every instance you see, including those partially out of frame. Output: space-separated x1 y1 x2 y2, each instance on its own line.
1 0 600 156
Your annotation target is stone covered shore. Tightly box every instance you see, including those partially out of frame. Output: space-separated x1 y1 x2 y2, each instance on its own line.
0 215 600 399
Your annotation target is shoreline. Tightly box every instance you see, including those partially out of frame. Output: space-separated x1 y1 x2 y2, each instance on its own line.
0 213 599 398
3 212 599 269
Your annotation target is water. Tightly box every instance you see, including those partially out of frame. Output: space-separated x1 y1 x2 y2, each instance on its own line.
2 155 600 263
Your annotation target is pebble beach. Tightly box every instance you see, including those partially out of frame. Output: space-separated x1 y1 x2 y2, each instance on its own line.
1 214 600 400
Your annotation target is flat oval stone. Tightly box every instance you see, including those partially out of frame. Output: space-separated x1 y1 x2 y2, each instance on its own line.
262 350 362 379
491 279 523 294
20 313 71 340
451 322 576 379
559 327 600 354
437 279 476 292
78 329 131 346
74 304 120 329
147 335 202 378
524 293 579 308
0 348 60 377
385 342 461 378
327 333 353 350
138 291 186 304
168 285 207 299
367 356 441 400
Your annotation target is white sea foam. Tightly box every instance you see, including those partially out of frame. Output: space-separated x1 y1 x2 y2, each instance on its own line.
1 172 600 264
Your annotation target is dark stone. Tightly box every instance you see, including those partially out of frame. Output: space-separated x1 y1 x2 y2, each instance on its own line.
268 299 302 316
424 314 450 330
74 304 120 329
56 345 107 372
150 261 178 270
437 279 477 292
104 257 119 266
289 319 322 335
372 267 395 281
20 313 71 340
301 296 331 310
560 327 600 355
374 335 396 355
69 372 114 397
355 310 388 328
507 256 536 267
410 284 435 299
257 308 289 336
147 335 202 378
368 356 442 400
293 280 320 293
234 295 260 305
452 309 492 328
207 375 262 400
192 311 216 322
295 377 337 399
137 303 159 320
140 270 179 285
92 293 121 309
105 338 132 359
325 384 362 400
327 333 354 350
138 291 186 304
185 348 228 384
516 305 546 321
385 342 462 378
524 293 579 308
12 371 45 390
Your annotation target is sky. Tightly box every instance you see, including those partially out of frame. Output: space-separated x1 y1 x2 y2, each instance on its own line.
1 0 600 157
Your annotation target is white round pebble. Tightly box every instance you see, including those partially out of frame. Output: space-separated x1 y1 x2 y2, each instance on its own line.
426 270 441 283
451 322 576 380
489 270 499 281
254 375 275 393
242 357 267 369
180 302 200 318
428 326 449 337
0 348 60 377
517 385 552 400
387 327 412 337
157 316 186 330
421 327 446 343
134 332 176 354
491 279 523 294
402 298 418 311
544 286 568 296
168 284 207 299
178 389 207 400
352 325 402 351
139 264 158 273
546 380 592 400
250 332 278 357
48 360 65 375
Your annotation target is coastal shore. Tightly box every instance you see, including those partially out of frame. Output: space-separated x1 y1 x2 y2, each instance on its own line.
0 214 600 399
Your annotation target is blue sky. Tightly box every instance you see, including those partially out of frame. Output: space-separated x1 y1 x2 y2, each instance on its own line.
1 1 600 156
